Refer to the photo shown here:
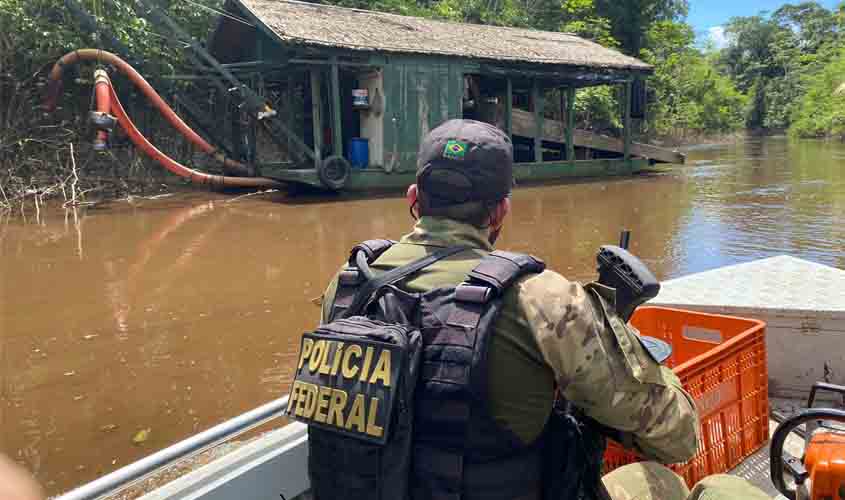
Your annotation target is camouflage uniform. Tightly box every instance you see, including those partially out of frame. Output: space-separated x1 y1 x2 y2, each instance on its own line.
321 217 699 463
319 119 766 499
602 463 772 500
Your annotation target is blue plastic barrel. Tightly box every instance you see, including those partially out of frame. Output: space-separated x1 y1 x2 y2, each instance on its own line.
348 138 369 169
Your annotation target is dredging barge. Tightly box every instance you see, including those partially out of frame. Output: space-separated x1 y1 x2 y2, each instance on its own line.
52 0 684 193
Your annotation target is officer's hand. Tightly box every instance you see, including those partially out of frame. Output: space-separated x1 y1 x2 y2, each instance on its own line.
0 455 43 500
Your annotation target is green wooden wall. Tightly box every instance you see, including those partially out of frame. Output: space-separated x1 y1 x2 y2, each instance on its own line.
381 56 471 172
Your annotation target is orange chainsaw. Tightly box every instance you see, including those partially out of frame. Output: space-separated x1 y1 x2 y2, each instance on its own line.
771 382 845 500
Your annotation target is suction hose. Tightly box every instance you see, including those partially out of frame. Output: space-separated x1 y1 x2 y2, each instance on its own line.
107 83 281 188
46 49 262 180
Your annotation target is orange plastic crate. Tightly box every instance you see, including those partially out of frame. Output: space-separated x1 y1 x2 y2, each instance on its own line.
602 306 769 488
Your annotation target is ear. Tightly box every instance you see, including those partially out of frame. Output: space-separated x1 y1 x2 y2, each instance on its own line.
407 184 419 217
490 197 511 229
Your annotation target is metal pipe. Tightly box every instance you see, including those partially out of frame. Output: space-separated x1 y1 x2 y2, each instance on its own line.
56 396 289 500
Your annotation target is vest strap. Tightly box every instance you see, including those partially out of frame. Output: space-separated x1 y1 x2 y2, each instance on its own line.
349 239 396 265
338 245 469 320
467 251 545 295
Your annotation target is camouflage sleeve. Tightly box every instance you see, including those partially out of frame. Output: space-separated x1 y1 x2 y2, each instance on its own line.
320 273 340 325
516 270 701 464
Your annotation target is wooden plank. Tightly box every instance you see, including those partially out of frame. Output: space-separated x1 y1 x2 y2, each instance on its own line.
310 69 323 164
565 88 575 161
511 108 685 164
330 57 343 157
623 81 632 162
505 78 513 137
531 81 543 162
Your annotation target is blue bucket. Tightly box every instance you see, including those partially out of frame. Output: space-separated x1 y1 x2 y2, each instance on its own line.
347 138 369 168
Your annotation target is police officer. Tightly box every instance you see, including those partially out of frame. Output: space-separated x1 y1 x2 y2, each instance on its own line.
319 119 766 500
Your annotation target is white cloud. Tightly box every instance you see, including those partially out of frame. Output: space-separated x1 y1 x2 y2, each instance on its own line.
708 26 729 49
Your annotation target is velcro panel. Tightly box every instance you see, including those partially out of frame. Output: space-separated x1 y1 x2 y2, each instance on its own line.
422 361 470 386
422 323 477 348
447 301 484 329
413 444 464 500
416 394 471 426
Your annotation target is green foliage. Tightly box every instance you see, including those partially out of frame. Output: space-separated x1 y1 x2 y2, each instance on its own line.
719 2 842 130
790 48 845 138
642 21 747 136
594 0 688 55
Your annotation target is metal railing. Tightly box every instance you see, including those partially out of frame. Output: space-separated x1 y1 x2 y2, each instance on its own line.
56 396 290 500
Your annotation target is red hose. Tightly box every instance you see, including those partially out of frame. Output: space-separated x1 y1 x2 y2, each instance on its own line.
108 84 281 188
47 49 251 177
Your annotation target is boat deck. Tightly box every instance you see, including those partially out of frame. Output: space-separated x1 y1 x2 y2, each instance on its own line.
59 255 845 500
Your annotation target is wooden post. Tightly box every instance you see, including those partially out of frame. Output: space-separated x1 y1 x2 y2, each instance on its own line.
330 57 343 158
623 80 632 163
286 73 294 161
532 80 544 163
566 88 575 161
505 77 513 138
310 68 323 164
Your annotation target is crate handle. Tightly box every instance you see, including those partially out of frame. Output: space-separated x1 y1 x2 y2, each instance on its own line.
682 326 723 344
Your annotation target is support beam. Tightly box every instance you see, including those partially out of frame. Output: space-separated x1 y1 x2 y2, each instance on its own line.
532 81 544 163
505 78 513 138
310 69 323 164
623 80 632 163
565 88 575 161
330 57 343 158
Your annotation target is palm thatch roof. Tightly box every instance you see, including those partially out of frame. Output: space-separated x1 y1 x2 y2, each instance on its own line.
233 0 652 74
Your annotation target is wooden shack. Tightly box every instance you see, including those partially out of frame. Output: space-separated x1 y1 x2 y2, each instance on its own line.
208 0 683 191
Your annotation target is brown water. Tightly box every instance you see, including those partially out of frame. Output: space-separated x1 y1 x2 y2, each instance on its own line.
1 136 843 495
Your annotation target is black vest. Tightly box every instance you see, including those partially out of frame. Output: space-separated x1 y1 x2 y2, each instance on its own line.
299 240 606 500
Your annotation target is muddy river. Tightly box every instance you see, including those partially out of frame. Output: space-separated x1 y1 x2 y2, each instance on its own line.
1 136 843 495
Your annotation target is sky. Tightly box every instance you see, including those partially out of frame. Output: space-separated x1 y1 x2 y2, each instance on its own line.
688 0 841 48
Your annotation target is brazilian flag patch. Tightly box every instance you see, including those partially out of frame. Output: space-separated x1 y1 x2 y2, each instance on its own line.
443 140 468 160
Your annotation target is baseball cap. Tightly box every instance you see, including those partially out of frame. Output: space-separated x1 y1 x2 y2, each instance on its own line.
416 119 513 208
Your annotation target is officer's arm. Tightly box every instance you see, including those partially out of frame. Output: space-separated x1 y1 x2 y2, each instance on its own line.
320 274 340 325
516 271 700 464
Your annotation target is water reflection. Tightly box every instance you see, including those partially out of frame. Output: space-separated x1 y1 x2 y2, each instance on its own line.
0 137 843 494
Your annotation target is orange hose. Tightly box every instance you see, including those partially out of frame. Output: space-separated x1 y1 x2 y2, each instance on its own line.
46 49 250 176
108 84 282 188
93 70 111 150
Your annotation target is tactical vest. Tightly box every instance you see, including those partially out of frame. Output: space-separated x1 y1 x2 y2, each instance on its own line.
290 240 607 500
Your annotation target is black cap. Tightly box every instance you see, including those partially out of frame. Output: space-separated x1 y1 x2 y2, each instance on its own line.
416 119 513 207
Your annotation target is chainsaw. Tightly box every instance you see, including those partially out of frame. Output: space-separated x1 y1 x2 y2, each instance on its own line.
771 382 845 500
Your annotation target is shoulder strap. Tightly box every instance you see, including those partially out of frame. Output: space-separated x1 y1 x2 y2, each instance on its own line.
446 250 546 329
460 250 546 300
349 239 396 265
337 245 469 320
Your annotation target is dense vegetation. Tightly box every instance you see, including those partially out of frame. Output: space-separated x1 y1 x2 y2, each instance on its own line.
2 0 845 210
720 2 845 137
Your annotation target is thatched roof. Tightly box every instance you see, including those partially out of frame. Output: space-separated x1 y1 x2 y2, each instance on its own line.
234 0 652 73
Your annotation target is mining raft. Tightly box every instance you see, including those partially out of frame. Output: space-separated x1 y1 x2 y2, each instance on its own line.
58 0 684 193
